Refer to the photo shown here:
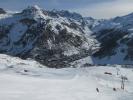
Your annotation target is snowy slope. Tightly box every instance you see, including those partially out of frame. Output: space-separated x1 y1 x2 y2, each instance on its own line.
0 54 133 100
0 54 45 75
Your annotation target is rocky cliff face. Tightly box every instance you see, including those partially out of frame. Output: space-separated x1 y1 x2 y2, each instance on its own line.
0 5 133 67
0 6 98 68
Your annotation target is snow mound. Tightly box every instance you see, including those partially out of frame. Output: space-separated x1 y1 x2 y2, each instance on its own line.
0 54 45 76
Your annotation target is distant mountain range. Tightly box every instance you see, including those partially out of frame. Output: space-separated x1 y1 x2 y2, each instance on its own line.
0 5 133 68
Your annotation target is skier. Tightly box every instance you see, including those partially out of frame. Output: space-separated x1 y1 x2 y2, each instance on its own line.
96 88 99 92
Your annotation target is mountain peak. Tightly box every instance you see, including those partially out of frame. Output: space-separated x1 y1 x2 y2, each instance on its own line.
28 5 41 11
0 8 6 14
51 9 83 21
22 5 41 14
21 5 48 18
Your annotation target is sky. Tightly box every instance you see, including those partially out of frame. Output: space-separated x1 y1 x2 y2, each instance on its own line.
0 0 133 19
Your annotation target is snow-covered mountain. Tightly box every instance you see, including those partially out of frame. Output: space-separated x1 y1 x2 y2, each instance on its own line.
0 5 98 68
0 6 133 100
91 13 133 64
0 5 133 67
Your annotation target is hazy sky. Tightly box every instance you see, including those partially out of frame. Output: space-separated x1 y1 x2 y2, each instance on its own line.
0 0 133 19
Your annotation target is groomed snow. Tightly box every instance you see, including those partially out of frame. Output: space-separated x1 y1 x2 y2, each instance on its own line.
0 54 133 100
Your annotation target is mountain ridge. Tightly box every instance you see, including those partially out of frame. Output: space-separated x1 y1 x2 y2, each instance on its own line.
0 5 98 68
0 5 133 67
